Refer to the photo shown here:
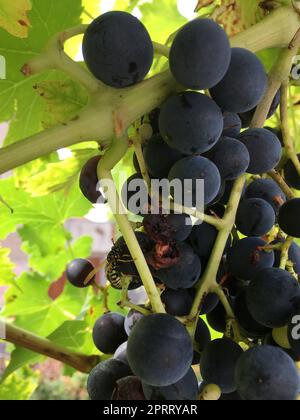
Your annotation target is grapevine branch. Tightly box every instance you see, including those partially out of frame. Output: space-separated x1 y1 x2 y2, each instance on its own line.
1 322 101 374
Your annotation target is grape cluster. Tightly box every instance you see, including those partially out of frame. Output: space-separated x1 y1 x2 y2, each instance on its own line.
65 11 300 401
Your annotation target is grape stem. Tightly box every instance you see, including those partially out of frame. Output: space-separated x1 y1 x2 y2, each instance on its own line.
1 321 101 373
280 236 294 270
268 169 295 199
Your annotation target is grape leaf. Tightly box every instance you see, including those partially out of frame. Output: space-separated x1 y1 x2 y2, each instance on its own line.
0 178 91 240
47 320 88 350
0 370 38 400
0 0 32 39
0 0 83 146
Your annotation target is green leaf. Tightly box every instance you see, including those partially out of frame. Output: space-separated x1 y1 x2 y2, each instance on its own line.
0 247 15 286
0 370 38 400
2 273 89 335
47 320 88 350
0 178 91 240
1 348 42 382
139 0 187 44
0 0 83 146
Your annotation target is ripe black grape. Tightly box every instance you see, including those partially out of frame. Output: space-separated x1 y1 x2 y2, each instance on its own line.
235 289 271 338
210 48 267 113
284 154 300 190
200 338 243 394
143 213 192 245
227 237 275 281
79 156 103 204
199 293 220 315
127 314 193 386
153 243 202 290
209 137 250 181
169 19 231 90
189 222 231 260
143 134 183 179
278 198 300 238
235 345 300 400
247 268 300 328
66 259 95 288
245 178 286 213
168 156 221 206
87 359 132 400
142 368 199 401
161 288 193 316
236 198 276 237
82 12 153 88
238 128 282 174
159 92 223 155
93 312 127 354
222 112 241 138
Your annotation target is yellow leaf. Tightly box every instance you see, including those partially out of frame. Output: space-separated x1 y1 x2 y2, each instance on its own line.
0 0 32 38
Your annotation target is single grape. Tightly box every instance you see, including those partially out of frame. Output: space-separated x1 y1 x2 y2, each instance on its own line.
210 48 267 113
114 342 129 365
284 154 300 190
245 178 286 213
142 368 199 401
143 134 183 179
199 293 220 315
278 198 300 238
238 128 282 174
235 345 300 400
159 92 223 155
222 112 242 137
227 237 275 281
200 338 243 394
161 288 193 316
247 268 300 328
168 156 221 207
236 198 276 237
93 312 127 354
87 359 132 400
79 156 103 204
127 314 193 387
169 19 231 90
189 222 231 260
66 259 95 288
82 11 153 87
209 137 250 181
